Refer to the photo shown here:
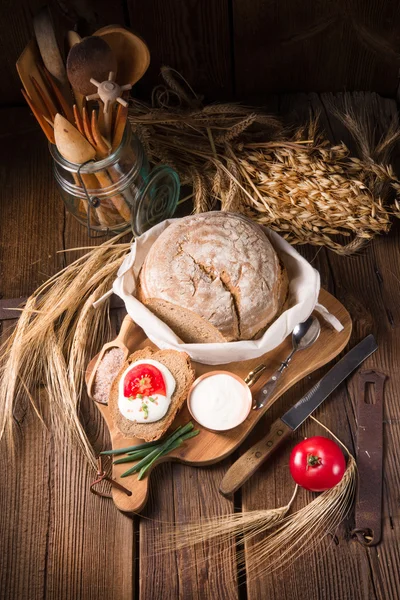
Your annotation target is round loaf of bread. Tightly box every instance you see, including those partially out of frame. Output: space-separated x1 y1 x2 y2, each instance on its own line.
138 212 288 342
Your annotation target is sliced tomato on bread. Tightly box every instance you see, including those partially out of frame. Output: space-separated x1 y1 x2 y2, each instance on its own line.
123 363 166 399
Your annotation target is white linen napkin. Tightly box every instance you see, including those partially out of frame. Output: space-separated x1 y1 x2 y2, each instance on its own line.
97 218 343 365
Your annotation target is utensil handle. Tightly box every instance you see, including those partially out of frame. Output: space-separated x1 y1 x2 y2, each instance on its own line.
244 363 267 387
219 418 292 496
253 368 283 409
116 315 137 348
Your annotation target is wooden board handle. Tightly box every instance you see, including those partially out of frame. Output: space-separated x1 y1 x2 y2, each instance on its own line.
219 418 293 496
115 315 138 349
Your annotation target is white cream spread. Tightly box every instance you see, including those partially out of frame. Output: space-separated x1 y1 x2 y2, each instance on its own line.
118 359 176 423
189 373 250 431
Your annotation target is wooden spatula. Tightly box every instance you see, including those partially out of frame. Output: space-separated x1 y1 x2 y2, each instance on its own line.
16 38 51 117
86 314 143 402
21 88 55 143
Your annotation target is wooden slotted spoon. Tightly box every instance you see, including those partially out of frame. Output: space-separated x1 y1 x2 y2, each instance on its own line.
16 38 52 117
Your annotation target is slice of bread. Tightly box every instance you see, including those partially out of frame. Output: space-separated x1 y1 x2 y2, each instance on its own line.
109 347 196 441
140 297 227 344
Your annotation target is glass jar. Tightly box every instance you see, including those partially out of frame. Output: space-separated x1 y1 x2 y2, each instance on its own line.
50 127 180 236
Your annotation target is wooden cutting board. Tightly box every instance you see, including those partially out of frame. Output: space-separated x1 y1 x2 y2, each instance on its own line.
89 288 351 513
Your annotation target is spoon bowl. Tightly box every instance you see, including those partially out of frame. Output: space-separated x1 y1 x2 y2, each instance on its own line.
292 315 321 351
253 315 321 409
94 25 150 87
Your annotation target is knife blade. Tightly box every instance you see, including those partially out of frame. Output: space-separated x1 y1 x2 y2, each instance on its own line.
219 334 378 496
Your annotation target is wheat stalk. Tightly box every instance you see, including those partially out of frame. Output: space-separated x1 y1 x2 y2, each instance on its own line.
166 485 298 554
162 417 356 576
245 455 356 575
0 234 131 466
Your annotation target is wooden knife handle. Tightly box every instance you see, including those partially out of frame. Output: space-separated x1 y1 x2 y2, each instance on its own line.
219 418 293 496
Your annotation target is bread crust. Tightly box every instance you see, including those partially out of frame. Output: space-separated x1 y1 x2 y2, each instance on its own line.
109 347 195 441
139 212 287 342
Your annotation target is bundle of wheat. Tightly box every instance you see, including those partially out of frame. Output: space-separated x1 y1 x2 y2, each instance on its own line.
0 235 130 467
161 418 357 576
129 67 400 254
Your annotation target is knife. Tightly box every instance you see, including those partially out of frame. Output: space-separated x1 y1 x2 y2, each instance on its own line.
219 334 378 496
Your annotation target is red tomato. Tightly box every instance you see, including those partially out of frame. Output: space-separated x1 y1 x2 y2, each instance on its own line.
289 436 346 492
123 363 166 399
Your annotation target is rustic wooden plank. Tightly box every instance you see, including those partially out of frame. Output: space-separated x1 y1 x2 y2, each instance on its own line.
126 0 233 101
0 110 65 295
139 461 239 600
0 108 63 599
232 1 400 99
0 108 134 600
318 92 400 600
0 323 52 600
242 93 380 600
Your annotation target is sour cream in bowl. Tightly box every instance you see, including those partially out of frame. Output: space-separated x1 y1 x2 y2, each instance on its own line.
187 371 252 431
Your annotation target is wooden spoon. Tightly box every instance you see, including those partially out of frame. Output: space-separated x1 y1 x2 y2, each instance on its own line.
66 36 118 96
30 75 58 120
82 105 97 148
94 25 150 86
66 30 81 48
40 65 75 123
33 6 73 103
112 103 128 150
73 103 85 136
91 109 111 158
86 314 142 403
66 31 85 113
54 113 96 163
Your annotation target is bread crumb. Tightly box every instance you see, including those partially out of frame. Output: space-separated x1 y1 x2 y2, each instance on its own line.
93 347 125 404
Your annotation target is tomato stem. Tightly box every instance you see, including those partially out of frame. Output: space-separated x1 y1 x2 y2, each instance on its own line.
306 453 322 470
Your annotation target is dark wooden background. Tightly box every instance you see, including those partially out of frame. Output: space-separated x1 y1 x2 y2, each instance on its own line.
2 0 400 106
1 2 400 600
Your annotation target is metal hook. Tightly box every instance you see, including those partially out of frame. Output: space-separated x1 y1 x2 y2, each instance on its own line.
351 527 374 546
77 160 111 238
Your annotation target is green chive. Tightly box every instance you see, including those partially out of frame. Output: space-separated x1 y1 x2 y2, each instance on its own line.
120 423 193 478
113 446 162 464
138 439 183 480
100 440 160 456
179 429 200 442
120 445 164 477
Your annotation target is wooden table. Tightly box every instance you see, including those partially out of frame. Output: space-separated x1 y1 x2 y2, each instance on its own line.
1 93 399 600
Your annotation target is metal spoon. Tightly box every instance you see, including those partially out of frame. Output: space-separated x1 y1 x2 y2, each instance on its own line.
253 315 321 410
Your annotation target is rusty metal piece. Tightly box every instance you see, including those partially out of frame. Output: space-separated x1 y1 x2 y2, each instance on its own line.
351 369 387 547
